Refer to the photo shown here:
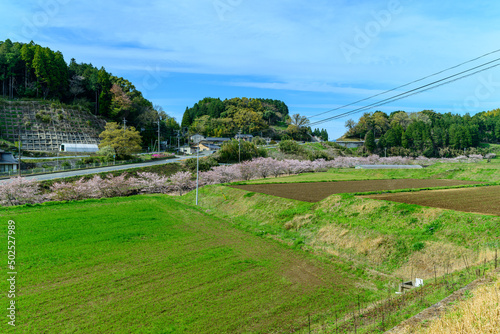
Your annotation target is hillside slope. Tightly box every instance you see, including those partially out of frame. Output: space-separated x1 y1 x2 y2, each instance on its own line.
0 100 106 151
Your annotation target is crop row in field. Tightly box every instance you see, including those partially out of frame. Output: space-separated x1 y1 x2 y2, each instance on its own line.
365 185 500 216
230 179 481 202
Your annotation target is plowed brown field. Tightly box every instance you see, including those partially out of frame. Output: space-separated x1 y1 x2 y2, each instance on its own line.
364 185 500 216
230 179 481 202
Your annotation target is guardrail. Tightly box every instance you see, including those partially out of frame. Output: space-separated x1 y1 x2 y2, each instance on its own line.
0 156 177 178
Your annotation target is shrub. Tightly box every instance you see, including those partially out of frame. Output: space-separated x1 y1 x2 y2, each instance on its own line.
252 136 267 145
97 146 116 162
278 140 303 154
183 156 219 172
216 140 266 163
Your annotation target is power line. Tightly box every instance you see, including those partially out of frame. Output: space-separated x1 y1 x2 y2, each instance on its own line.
309 56 500 127
309 48 500 119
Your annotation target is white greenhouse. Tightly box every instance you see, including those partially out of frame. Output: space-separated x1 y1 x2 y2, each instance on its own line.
59 143 99 153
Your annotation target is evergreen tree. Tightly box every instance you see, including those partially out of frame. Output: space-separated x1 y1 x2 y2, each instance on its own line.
97 67 112 117
364 130 376 152
181 107 192 128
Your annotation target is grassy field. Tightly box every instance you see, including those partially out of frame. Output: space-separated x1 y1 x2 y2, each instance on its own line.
237 160 500 185
0 195 366 333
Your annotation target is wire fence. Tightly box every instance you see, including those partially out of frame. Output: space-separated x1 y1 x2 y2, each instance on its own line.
290 253 498 333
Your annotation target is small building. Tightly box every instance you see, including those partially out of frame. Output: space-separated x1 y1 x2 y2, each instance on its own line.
335 140 365 149
179 145 195 155
197 143 221 152
203 137 231 145
190 134 205 144
60 143 99 153
235 134 253 141
0 150 18 173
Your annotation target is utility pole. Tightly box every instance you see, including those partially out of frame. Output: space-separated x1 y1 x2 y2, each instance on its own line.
196 147 199 206
157 116 162 154
122 118 127 134
17 126 21 177
176 130 180 152
238 128 242 163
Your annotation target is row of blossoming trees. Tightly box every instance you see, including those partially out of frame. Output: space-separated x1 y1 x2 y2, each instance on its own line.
0 154 485 207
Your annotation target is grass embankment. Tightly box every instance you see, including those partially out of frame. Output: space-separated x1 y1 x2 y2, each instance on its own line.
178 165 500 331
0 195 366 333
182 184 500 278
237 160 500 185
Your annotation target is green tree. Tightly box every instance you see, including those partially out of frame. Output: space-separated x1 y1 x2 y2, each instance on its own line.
495 119 500 141
288 113 310 128
98 122 142 158
97 67 112 117
181 107 191 128
364 130 376 152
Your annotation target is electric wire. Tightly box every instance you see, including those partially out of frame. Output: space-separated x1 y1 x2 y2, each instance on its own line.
309 48 500 118
309 57 500 127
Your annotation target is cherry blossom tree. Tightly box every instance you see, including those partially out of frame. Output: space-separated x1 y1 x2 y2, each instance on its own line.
170 171 194 195
0 177 45 206
133 172 171 194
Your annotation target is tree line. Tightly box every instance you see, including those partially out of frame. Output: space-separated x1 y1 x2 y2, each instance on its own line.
344 109 500 157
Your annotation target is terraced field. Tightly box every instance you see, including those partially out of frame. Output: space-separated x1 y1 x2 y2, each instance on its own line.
230 179 482 202
365 185 500 216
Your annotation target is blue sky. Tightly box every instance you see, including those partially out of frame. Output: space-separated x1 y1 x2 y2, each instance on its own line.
2 0 500 139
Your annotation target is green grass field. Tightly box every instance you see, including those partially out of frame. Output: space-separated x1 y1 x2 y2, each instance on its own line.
1 196 365 333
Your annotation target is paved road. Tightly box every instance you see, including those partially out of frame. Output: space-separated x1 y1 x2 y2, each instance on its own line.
0 154 204 183
20 155 91 160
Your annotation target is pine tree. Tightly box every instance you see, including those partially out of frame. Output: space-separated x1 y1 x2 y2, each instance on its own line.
181 107 191 128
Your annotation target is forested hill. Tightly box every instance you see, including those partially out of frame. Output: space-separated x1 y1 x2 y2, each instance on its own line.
0 39 180 146
343 109 500 157
180 97 328 141
181 97 289 137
